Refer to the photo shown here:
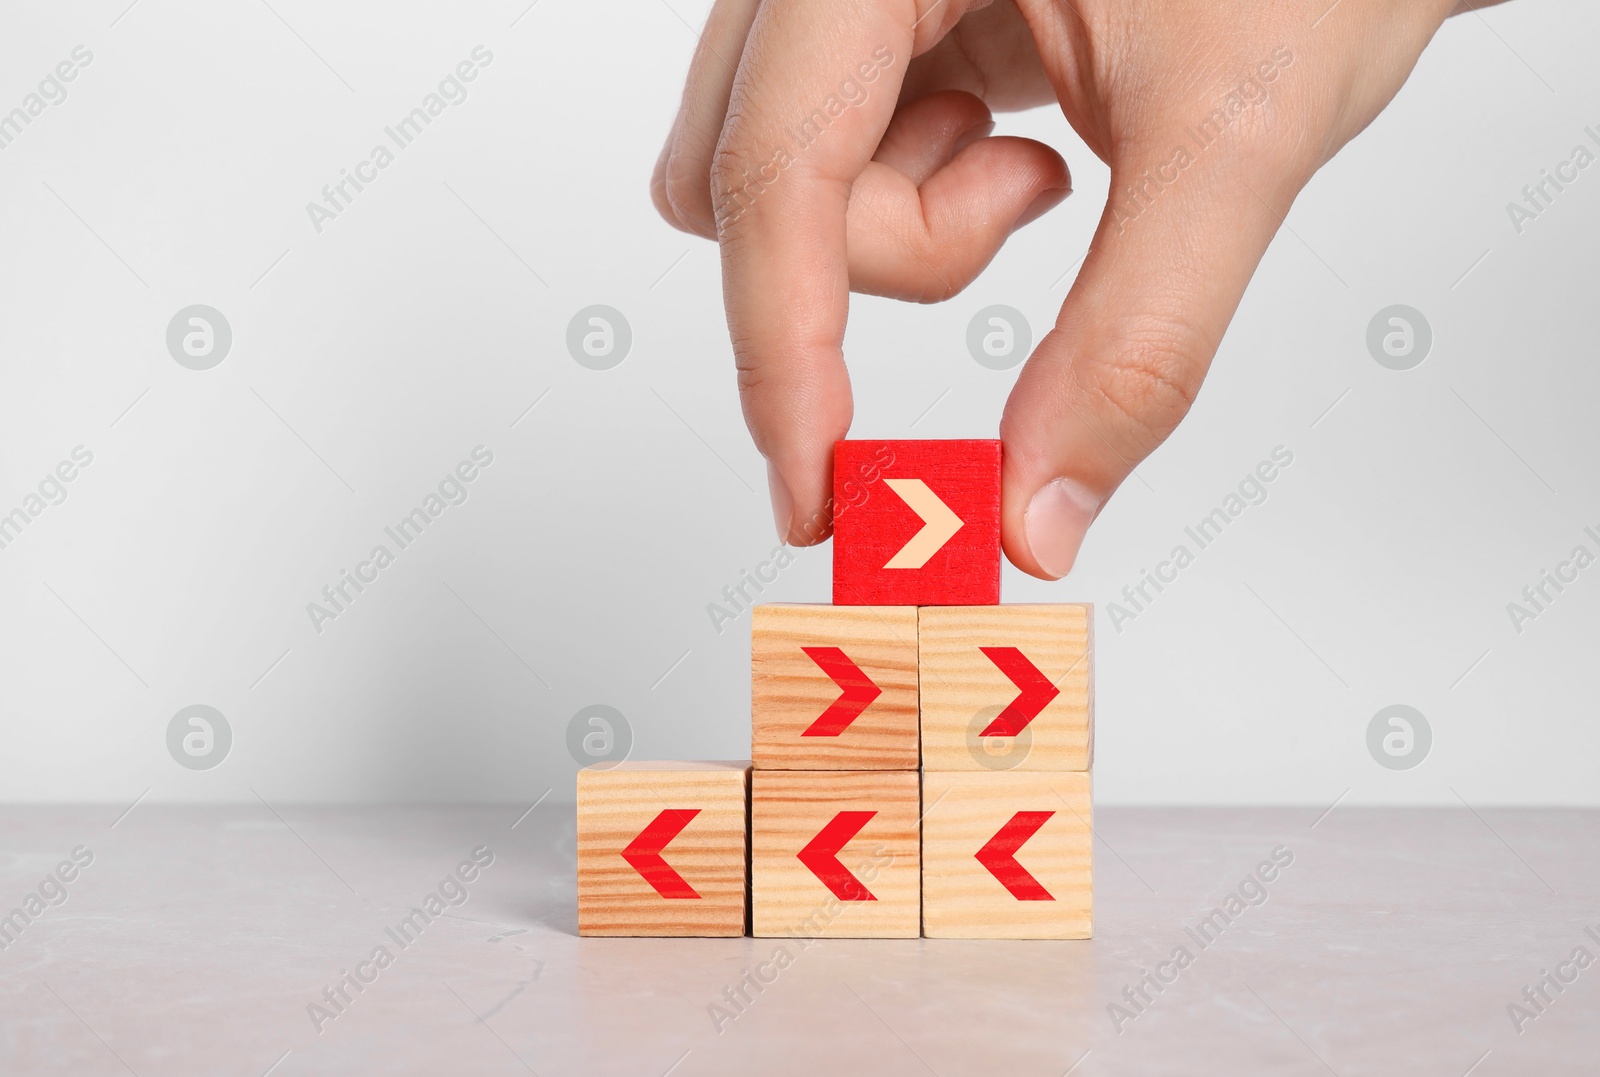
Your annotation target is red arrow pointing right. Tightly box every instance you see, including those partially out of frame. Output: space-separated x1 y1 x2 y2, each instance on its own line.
797 810 877 901
621 808 701 899
800 646 882 737
978 647 1060 737
975 811 1055 900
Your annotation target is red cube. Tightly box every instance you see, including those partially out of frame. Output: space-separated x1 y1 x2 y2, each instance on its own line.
831 439 1001 606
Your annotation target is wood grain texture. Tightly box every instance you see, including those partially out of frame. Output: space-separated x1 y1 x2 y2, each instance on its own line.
919 604 1093 772
751 770 920 938
831 440 1001 606
922 771 1092 939
751 604 918 770
577 761 749 937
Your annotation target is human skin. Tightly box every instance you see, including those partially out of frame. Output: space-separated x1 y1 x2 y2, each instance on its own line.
653 0 1509 579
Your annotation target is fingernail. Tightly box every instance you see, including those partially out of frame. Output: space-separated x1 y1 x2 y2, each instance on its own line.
1024 478 1101 579
952 120 996 155
767 460 794 543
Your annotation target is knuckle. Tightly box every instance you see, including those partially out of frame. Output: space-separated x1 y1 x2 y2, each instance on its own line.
711 148 794 235
710 89 807 237
730 338 766 395
1087 326 1204 446
708 102 770 232
709 141 756 234
1232 105 1316 177
707 139 746 197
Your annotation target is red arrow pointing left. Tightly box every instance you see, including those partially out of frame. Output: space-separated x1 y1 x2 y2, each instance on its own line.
800 646 882 737
979 647 1060 737
975 811 1055 900
621 808 701 899
797 810 877 901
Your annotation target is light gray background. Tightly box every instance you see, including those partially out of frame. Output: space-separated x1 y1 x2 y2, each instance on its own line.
0 0 1594 807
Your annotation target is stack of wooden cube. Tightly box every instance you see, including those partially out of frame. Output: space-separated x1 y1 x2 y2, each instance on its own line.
578 439 1093 939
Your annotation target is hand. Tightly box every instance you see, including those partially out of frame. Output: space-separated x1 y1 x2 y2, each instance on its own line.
653 0 1482 578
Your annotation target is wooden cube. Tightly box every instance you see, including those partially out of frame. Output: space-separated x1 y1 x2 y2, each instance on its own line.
751 770 920 938
919 605 1093 772
921 771 1092 939
832 440 1001 606
751 604 918 770
577 761 749 937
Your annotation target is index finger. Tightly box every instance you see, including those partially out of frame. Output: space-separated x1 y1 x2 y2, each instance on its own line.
713 0 950 544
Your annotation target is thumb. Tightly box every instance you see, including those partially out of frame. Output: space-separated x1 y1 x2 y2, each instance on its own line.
1000 140 1296 579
